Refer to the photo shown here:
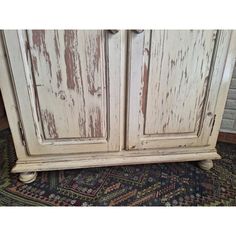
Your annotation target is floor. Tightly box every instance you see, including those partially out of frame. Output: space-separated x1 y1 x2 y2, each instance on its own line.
0 126 235 206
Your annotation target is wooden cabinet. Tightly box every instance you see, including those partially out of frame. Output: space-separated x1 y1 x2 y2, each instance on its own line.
1 30 236 183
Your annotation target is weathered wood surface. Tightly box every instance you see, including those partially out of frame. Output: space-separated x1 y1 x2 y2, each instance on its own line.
209 31 236 142
1 30 235 178
3 30 121 155
145 30 217 134
12 146 220 173
126 30 231 150
25 30 107 139
0 34 28 158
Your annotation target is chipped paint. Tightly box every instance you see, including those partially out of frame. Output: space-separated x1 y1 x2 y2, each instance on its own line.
32 56 39 76
94 108 102 137
89 108 103 138
54 30 60 59
42 109 59 139
26 30 107 140
64 30 77 90
143 30 217 135
32 30 52 77
141 63 148 115
86 32 102 95
56 70 62 88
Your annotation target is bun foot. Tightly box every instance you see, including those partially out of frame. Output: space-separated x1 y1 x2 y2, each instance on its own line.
19 172 37 183
198 160 213 171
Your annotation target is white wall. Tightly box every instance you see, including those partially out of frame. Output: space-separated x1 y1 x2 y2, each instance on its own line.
220 64 236 133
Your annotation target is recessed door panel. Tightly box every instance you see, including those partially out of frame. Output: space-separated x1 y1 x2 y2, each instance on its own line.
145 31 215 135
27 30 107 140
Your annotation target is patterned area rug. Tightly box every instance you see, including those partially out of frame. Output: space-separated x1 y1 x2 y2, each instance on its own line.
0 128 235 206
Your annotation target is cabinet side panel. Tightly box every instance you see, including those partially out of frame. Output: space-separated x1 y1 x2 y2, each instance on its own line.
209 31 236 146
0 33 27 159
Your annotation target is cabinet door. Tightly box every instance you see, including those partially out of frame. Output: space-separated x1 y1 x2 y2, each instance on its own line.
4 30 121 155
126 30 231 150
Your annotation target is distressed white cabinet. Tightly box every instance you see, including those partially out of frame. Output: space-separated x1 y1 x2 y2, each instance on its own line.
0 30 235 183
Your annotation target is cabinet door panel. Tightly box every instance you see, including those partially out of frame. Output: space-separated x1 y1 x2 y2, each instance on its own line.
127 30 231 150
27 30 107 140
145 31 215 135
4 30 121 155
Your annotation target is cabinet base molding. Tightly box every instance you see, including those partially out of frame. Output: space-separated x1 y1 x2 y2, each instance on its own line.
12 150 220 174
19 172 37 184
198 160 214 171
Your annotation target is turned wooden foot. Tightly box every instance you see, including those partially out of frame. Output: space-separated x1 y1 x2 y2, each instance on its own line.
19 172 37 183
198 160 213 171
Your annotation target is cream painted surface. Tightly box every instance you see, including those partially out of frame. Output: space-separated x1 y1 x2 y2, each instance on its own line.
13 149 220 173
145 31 216 134
0 35 28 159
25 31 107 140
126 30 231 150
1 30 235 181
3 30 122 155
211 31 236 139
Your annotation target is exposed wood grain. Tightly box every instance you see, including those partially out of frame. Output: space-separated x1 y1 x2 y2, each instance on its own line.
26 30 106 139
3 30 121 155
145 30 216 134
127 30 232 150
